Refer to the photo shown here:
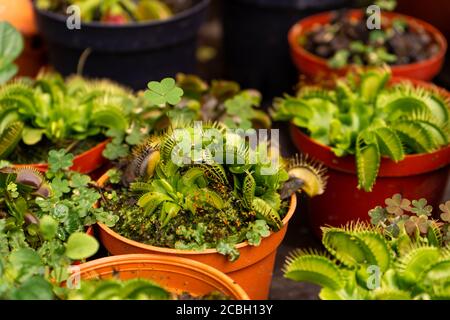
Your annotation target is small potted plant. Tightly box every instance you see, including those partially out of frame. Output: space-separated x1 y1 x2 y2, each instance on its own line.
33 0 210 89
283 194 450 300
288 0 447 80
0 71 151 173
0 150 117 299
67 254 249 300
271 68 450 236
93 80 327 299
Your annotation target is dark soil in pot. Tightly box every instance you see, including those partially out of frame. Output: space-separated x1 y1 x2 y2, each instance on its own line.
303 9 441 68
222 0 351 100
33 0 210 90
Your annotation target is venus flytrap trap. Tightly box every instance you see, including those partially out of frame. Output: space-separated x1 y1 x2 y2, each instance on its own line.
272 68 449 191
283 195 450 300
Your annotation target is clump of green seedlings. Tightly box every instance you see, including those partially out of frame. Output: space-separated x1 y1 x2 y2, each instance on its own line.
101 122 327 261
0 150 117 300
272 68 449 191
283 194 450 300
0 71 150 163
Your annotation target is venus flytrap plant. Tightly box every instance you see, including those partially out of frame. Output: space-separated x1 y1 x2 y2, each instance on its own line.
284 195 450 300
100 121 327 261
272 68 449 191
0 71 148 163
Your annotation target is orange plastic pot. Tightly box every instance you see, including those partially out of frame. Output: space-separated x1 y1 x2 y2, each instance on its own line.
289 78 450 238
0 0 46 77
70 254 250 300
288 10 447 81
13 140 109 174
95 173 297 300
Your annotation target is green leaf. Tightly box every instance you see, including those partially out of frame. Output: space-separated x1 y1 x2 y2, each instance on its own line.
145 78 184 106
102 142 129 160
356 135 380 192
9 248 43 269
284 251 343 290
51 177 70 197
22 127 44 145
11 276 54 300
65 232 99 260
48 149 74 173
0 121 23 158
0 22 23 84
216 240 240 262
373 127 404 162
39 215 58 240
70 173 91 189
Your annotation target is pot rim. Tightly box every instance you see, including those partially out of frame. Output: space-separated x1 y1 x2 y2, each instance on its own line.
288 9 448 72
70 253 250 300
96 171 297 255
12 139 109 169
32 0 210 30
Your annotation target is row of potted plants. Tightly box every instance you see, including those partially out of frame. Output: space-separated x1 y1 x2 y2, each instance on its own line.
3 1 448 95
1 5 449 299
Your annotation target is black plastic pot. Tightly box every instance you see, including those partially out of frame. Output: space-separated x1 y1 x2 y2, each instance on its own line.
223 0 351 100
33 0 210 90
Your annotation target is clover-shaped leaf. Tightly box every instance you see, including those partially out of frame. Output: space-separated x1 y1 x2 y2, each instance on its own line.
369 206 387 225
48 149 74 173
385 194 411 216
439 201 450 222
411 198 433 217
70 173 91 189
404 215 429 236
51 177 70 197
145 78 184 106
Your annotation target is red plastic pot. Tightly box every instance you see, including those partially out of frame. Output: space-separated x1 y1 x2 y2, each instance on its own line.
288 10 447 81
13 140 109 174
94 173 297 300
70 254 250 300
289 78 450 238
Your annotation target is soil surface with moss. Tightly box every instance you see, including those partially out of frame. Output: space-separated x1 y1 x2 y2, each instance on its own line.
100 184 289 252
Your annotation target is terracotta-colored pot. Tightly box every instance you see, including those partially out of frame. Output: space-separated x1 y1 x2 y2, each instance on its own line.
288 10 447 81
289 78 450 238
13 140 109 174
95 173 297 300
70 254 250 300
0 0 47 77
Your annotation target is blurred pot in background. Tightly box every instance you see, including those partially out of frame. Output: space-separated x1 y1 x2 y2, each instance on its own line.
222 0 351 101
33 0 210 90
0 0 47 77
